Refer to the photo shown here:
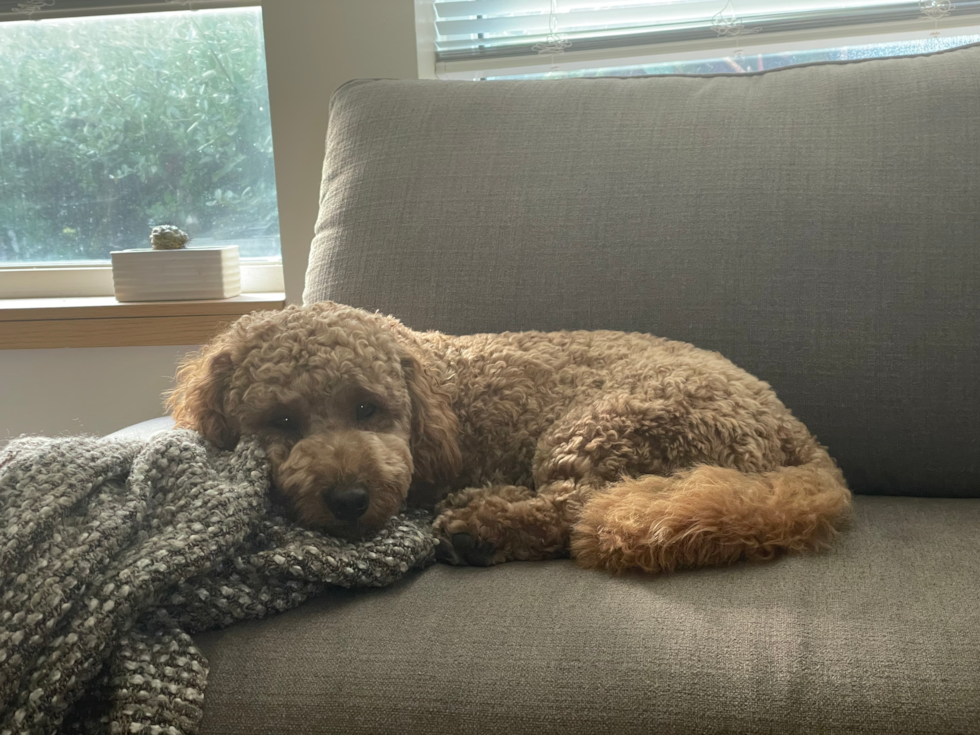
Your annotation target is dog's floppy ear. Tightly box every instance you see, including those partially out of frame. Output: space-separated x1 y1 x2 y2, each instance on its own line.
400 351 462 487
166 340 239 450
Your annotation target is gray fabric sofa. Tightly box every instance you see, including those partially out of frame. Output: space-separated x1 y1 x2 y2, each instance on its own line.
119 43 980 734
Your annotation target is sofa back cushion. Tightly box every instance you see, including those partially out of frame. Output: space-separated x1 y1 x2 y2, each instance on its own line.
305 44 980 498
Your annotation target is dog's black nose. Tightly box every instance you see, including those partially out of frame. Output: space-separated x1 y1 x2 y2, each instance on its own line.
324 484 370 521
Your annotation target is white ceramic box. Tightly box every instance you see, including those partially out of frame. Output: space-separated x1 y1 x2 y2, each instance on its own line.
110 246 241 302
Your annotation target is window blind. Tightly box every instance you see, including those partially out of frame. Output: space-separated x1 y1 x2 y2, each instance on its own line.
434 0 980 63
1 0 256 22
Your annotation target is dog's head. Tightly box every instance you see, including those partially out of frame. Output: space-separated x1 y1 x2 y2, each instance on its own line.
167 302 460 538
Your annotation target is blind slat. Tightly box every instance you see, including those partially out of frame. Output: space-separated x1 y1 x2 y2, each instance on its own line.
435 0 553 17
438 3 736 36
435 0 980 62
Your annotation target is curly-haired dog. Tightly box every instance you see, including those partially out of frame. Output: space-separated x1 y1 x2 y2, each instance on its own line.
168 302 851 574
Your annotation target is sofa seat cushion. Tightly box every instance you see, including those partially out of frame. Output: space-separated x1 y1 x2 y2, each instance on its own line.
195 495 980 734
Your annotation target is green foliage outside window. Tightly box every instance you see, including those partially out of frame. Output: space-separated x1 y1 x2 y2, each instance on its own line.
0 8 280 263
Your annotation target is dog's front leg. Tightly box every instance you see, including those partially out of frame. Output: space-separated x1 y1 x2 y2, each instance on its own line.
432 481 585 566
432 395 678 567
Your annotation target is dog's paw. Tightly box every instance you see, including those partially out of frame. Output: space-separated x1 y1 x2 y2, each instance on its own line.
432 514 504 566
432 485 540 566
434 532 498 566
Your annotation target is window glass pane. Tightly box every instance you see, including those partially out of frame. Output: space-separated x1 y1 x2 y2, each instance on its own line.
0 7 279 264
487 33 980 79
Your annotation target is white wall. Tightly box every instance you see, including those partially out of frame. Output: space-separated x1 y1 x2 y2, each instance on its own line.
0 346 197 440
0 0 421 441
262 0 420 304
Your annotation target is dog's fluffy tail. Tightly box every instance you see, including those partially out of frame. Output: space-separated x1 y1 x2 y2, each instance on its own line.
570 451 851 574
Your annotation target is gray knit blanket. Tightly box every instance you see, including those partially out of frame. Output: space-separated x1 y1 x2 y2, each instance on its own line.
0 430 436 735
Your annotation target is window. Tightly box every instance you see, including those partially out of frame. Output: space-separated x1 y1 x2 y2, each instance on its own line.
431 0 980 80
0 2 280 294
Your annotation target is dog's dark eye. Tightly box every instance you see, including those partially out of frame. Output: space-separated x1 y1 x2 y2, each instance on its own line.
269 416 297 431
355 402 377 422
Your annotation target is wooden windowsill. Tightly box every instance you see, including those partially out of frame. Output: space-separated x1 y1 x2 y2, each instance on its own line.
0 292 285 349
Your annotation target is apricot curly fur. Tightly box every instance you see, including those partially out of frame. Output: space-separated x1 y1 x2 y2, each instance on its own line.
168 301 851 573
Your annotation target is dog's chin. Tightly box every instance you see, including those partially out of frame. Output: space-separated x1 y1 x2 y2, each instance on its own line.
315 516 377 540
303 510 394 541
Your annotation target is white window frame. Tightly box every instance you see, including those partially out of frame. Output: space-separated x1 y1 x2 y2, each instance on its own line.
0 0 283 299
0 259 283 299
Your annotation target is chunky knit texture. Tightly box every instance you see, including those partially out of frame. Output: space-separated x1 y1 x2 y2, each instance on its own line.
0 430 435 735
